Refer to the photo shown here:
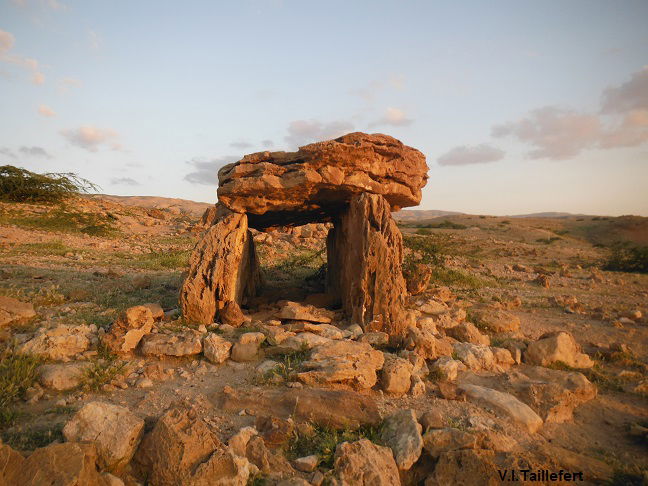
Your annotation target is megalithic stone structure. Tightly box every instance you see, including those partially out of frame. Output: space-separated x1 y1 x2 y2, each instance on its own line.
180 132 428 336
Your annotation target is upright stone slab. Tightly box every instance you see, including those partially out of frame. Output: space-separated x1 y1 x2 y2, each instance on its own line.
329 193 408 335
180 208 260 324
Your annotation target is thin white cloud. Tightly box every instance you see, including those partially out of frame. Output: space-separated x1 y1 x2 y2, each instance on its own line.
261 139 274 148
0 29 45 85
38 104 55 117
111 177 139 186
369 107 413 127
438 144 505 166
0 147 17 159
230 141 253 149
601 66 648 114
184 156 240 185
284 119 354 148
60 125 121 152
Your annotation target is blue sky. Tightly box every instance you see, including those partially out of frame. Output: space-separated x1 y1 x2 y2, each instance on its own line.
1 0 647 215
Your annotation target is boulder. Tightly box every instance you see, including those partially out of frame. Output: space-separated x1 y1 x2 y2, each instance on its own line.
458 384 544 433
297 340 384 389
380 409 423 470
0 295 36 326
424 449 501 486
142 302 164 321
283 321 344 340
446 322 490 346
140 330 203 356
188 449 255 486
63 401 144 470
276 301 333 323
357 331 389 347
327 193 408 336
102 305 154 354
452 343 496 371
17 324 93 360
404 263 433 295
217 132 428 229
524 331 594 369
221 386 380 428
180 208 260 325
38 362 90 390
0 442 25 485
202 333 232 364
333 439 401 486
230 332 265 362
380 354 414 395
405 327 442 360
422 428 478 459
430 357 463 381
469 307 520 333
134 408 222 486
15 442 105 486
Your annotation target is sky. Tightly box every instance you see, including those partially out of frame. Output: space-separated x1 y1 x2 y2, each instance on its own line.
1 0 647 216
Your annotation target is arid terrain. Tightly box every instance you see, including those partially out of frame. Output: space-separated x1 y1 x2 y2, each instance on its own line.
1 193 647 485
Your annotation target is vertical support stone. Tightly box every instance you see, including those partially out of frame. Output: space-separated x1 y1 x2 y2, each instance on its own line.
328 193 407 336
180 209 260 325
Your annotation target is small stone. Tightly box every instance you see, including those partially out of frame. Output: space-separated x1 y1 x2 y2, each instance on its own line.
293 455 318 472
136 377 153 388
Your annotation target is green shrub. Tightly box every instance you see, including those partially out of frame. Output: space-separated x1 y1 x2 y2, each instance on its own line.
604 244 648 273
426 220 467 230
0 351 41 424
0 165 98 204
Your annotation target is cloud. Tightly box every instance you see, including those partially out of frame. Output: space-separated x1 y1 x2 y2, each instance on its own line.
284 119 354 147
601 66 648 114
437 144 505 166
0 147 17 159
111 177 139 186
369 107 413 127
59 77 82 92
38 104 55 117
184 155 240 185
230 141 253 149
0 29 45 84
492 107 601 159
492 68 648 160
60 125 121 152
19 146 51 158
261 139 274 148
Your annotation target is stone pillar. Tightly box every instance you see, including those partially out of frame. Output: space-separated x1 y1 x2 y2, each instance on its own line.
180 209 260 324
328 193 407 336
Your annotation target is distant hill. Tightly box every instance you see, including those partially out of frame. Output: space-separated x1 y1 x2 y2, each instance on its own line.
393 209 464 222
89 194 212 217
508 212 591 219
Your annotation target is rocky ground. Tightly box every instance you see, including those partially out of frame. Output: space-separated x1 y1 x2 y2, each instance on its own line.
0 196 647 485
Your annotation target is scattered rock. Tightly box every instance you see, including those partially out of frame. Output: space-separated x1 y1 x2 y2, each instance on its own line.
333 439 401 486
18 324 94 360
140 330 203 356
297 340 384 389
430 356 463 381
422 427 478 459
446 322 490 346
63 401 144 470
276 301 333 323
189 448 255 486
283 321 344 339
469 307 520 333
0 295 36 327
357 331 389 347
202 333 232 364
381 354 414 395
230 332 265 362
103 305 154 354
38 362 90 390
525 331 594 369
293 455 319 472
381 409 423 470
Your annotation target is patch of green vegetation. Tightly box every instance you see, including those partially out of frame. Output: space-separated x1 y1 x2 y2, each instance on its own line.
425 220 468 230
0 205 119 237
1 423 65 451
431 267 494 290
287 422 383 469
258 246 327 288
604 244 648 274
403 235 442 266
0 165 98 204
446 416 469 430
10 240 73 257
427 368 445 382
81 344 126 391
415 228 432 235
0 351 41 426
127 249 192 270
261 347 311 383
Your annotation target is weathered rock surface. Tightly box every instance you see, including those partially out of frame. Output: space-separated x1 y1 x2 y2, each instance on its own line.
404 263 433 295
202 333 232 364
423 427 478 459
380 409 423 470
221 386 380 428
102 305 154 354
217 132 428 229
14 442 105 486
380 354 414 395
230 332 265 362
0 295 36 326
17 324 94 360
140 330 203 356
63 401 144 470
525 331 594 369
188 449 255 486
180 209 260 325
459 384 544 433
134 408 222 486
327 193 408 335
469 306 520 333
297 340 384 389
276 301 333 323
446 321 490 346
424 449 501 486
38 362 90 390
0 442 25 485
333 439 401 486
